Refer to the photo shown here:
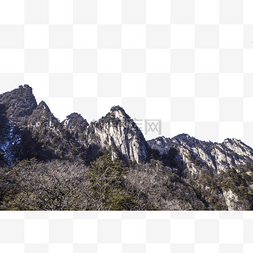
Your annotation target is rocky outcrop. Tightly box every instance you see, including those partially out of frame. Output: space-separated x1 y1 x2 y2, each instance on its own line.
62 113 88 143
85 106 149 163
223 190 239 211
28 101 59 130
148 134 253 174
1 85 253 173
0 84 37 126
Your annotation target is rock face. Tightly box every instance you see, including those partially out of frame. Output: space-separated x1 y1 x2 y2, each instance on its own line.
223 190 239 211
0 85 38 161
28 101 58 130
62 113 88 142
85 106 149 163
0 85 151 164
26 101 87 161
0 84 37 125
148 134 253 174
1 84 253 175
3 85 253 211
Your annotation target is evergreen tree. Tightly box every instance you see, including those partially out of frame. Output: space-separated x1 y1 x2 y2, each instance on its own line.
86 155 135 210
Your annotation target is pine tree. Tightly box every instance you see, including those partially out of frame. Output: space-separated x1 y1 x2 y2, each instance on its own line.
86 155 135 210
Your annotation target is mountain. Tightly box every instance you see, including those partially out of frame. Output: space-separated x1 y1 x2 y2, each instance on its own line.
1 84 253 172
0 85 86 162
1 85 253 211
84 106 149 163
0 85 150 164
0 84 37 126
148 134 253 174
147 135 253 211
0 85 37 162
63 112 88 142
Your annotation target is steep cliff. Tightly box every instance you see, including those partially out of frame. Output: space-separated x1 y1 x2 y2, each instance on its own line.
85 106 150 163
148 134 253 174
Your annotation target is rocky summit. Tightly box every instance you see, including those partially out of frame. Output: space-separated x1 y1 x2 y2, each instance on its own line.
148 134 253 174
85 106 149 163
1 85 253 211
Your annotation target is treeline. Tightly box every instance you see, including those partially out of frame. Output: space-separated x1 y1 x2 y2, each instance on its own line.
1 155 253 210
0 156 173 210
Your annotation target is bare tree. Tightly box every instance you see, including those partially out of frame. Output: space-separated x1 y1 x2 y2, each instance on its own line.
1 159 91 210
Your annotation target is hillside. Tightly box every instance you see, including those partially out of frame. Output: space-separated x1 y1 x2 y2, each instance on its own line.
0 85 253 210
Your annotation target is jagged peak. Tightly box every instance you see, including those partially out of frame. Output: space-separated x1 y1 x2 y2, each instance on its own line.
222 138 253 151
28 100 60 129
0 85 37 121
37 101 51 113
223 137 241 143
151 136 168 142
222 138 246 147
157 135 166 140
0 84 35 100
93 105 133 128
66 112 82 119
173 133 195 141
63 112 89 128
19 84 32 90
176 133 191 137
16 84 34 98
66 112 88 123
109 105 131 119
110 105 125 112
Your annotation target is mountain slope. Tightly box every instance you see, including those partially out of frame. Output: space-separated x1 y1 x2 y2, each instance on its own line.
62 112 89 143
1 84 253 173
0 86 87 162
26 101 86 161
0 84 37 126
1 85 253 210
147 134 253 174
84 106 150 163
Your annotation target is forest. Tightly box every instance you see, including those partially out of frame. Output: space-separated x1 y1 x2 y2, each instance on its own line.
1 155 253 210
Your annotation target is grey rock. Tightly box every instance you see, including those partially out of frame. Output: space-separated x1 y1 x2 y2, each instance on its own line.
85 106 149 163
148 134 253 174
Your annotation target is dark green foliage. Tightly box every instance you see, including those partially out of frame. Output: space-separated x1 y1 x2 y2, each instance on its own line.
1 154 253 210
86 155 135 210
25 101 87 162
188 169 227 210
14 128 56 161
166 147 179 168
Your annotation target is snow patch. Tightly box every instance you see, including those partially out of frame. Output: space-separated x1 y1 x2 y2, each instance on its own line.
0 123 21 162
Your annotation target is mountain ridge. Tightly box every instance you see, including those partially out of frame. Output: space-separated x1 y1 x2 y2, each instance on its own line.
1 85 253 210
1 84 253 173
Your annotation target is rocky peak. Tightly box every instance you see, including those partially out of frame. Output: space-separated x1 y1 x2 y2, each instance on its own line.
37 100 49 110
63 113 89 141
95 105 132 127
0 84 37 124
172 134 199 145
109 105 130 118
148 134 253 174
28 101 59 130
86 105 149 163
64 113 89 127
